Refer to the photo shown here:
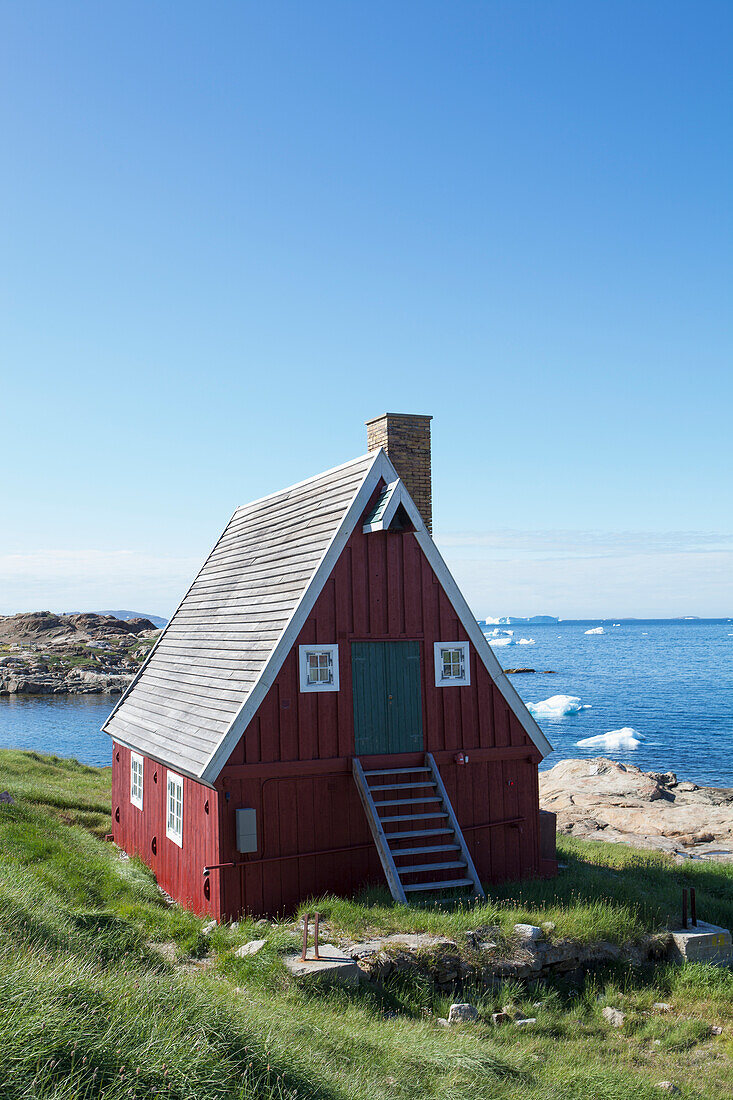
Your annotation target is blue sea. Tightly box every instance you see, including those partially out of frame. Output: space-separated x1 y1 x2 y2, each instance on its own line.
0 619 731 785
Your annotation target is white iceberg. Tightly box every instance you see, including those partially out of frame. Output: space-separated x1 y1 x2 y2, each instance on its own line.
584 626 605 635
526 694 590 718
576 727 644 751
488 636 514 646
485 627 514 647
517 637 535 645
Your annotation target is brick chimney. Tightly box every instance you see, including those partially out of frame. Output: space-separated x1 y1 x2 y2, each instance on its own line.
366 413 433 533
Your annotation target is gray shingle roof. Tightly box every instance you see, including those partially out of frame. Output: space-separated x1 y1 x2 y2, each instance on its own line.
103 452 378 779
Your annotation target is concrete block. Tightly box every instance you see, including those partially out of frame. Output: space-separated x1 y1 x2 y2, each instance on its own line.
668 922 733 966
283 944 362 987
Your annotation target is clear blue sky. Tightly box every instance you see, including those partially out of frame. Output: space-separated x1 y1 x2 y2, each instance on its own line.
1 1 731 619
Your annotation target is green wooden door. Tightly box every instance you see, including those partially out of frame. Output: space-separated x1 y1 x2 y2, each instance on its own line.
352 641 423 755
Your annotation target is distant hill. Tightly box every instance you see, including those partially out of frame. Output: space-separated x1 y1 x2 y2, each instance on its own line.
0 611 159 644
102 610 168 629
478 615 559 627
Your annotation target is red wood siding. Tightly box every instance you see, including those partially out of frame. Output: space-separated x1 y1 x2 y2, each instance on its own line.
111 743 220 917
215 522 544 917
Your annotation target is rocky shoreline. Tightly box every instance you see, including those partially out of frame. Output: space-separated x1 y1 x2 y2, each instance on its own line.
0 611 160 697
540 757 733 863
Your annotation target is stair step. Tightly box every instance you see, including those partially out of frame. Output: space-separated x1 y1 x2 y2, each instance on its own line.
399 860 467 875
366 781 438 792
403 878 475 892
363 767 431 776
391 843 462 857
381 811 449 823
372 795 441 808
386 827 453 840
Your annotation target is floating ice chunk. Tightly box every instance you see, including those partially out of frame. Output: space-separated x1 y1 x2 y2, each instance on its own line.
612 623 621 627
526 694 590 718
485 627 514 647
488 636 513 647
584 626 604 635
517 638 535 645
576 727 644 751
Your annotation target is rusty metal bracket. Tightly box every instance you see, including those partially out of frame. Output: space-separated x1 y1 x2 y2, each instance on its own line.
300 912 321 961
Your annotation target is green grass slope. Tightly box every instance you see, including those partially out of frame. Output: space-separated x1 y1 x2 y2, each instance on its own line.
0 748 731 1100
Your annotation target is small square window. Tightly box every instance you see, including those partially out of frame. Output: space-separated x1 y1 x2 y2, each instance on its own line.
130 752 144 810
434 641 470 687
166 771 184 846
299 644 340 692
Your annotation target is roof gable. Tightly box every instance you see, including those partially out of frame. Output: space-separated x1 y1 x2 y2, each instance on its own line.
105 448 552 783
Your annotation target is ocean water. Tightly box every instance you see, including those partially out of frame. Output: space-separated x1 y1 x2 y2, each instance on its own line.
0 619 731 785
489 619 733 786
0 694 114 768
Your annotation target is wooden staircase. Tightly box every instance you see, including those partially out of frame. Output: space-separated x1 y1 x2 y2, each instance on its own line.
352 753 485 904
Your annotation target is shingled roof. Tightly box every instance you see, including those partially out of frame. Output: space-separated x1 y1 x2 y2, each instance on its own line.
104 448 551 783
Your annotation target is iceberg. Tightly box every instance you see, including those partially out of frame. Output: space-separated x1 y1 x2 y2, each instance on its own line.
517 638 535 645
485 627 514 647
526 694 589 718
584 626 604 635
576 727 644 751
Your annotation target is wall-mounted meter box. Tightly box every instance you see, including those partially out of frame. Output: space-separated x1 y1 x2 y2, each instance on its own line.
235 808 257 853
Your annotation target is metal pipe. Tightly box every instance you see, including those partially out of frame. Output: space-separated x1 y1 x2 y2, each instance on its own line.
691 887 697 927
301 913 309 961
203 817 526 875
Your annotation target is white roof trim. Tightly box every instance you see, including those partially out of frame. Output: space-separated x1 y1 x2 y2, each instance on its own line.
412 527 553 758
199 449 387 783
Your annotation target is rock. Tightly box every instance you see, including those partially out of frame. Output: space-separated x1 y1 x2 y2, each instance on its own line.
602 1007 626 1027
655 1084 680 1094
0 791 14 805
514 924 543 941
653 1002 672 1012
711 1025 723 1035
202 920 217 935
436 1017 450 1028
234 939 266 957
680 831 715 846
491 1011 510 1025
514 1017 536 1027
540 758 733 862
448 1003 479 1024
541 921 556 935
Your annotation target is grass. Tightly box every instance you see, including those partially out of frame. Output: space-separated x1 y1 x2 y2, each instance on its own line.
297 838 733 946
0 748 731 1099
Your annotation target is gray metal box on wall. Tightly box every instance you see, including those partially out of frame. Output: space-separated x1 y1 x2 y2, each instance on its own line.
236 808 257 853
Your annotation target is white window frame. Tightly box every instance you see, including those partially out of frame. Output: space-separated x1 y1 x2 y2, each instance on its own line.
298 643 340 693
130 751 144 810
434 641 471 687
165 771 184 846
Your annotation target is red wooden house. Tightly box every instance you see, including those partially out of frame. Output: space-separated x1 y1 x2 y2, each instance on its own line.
105 414 555 918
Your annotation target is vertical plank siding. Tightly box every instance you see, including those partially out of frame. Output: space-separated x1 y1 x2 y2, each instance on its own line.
111 743 220 917
214 522 545 916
